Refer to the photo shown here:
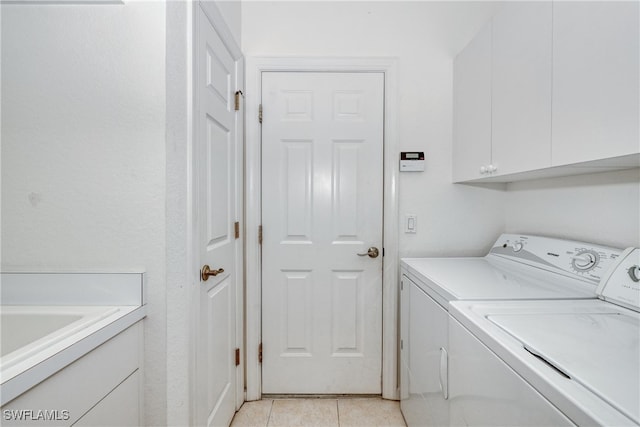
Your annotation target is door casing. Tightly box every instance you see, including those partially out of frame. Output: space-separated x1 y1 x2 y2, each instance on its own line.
245 57 400 401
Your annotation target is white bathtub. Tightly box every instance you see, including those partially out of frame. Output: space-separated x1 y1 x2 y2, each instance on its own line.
1 306 122 368
0 304 144 405
0 272 147 407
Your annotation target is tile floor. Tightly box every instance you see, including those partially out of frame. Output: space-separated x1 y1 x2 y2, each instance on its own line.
230 397 407 427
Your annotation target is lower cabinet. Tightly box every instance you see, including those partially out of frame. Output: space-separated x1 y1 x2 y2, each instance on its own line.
2 322 143 427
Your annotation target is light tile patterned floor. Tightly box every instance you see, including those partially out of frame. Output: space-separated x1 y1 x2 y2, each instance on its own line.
230 397 407 427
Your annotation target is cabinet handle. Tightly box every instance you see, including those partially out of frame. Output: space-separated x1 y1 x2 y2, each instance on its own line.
480 164 498 175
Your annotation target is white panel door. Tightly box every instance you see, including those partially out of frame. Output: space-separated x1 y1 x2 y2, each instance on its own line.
195 6 237 427
261 72 384 394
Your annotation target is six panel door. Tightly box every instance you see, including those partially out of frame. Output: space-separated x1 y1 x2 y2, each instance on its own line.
195 6 238 426
261 72 384 394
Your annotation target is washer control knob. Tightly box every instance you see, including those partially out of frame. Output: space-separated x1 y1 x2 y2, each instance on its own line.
512 242 523 252
571 251 598 271
628 265 640 282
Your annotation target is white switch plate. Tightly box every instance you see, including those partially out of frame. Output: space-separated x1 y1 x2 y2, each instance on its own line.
405 215 417 233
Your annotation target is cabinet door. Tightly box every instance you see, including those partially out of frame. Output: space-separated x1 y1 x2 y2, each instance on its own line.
453 22 492 182
552 1 639 165
492 2 552 176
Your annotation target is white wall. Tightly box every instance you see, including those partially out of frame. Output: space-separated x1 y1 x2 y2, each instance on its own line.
242 1 640 255
165 1 192 425
505 169 640 249
1 3 167 425
215 0 242 46
241 0 506 257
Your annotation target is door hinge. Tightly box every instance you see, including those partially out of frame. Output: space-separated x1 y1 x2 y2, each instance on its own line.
234 90 243 111
234 221 240 239
400 280 403 291
258 104 263 123
258 343 263 364
383 247 385 257
235 348 240 366
400 339 403 350
258 225 263 245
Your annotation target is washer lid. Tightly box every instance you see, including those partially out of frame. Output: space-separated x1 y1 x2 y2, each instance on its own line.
489 311 640 425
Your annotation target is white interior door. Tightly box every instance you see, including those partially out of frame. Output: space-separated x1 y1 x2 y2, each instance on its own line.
261 72 384 394
195 6 238 426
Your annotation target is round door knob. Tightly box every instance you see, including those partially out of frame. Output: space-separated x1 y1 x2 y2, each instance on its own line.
201 265 224 281
357 247 380 258
479 166 487 174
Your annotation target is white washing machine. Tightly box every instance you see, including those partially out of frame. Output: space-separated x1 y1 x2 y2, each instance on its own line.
449 248 640 426
400 234 623 427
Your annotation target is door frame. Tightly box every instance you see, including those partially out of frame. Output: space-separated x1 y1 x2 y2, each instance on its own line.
245 57 400 401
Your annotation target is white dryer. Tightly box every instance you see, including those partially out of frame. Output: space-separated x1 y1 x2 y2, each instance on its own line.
449 248 640 426
400 234 622 427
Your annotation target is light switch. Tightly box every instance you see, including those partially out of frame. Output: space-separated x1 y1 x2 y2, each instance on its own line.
405 215 417 233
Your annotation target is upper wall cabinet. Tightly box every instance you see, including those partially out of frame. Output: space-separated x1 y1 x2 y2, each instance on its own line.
452 23 492 183
491 2 552 176
453 1 640 183
453 3 553 182
552 1 639 166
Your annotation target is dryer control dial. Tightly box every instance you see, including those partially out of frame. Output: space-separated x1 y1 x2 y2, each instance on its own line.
628 265 640 282
571 250 599 272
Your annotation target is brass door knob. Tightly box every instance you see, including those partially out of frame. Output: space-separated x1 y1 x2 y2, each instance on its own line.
357 247 380 258
201 265 224 281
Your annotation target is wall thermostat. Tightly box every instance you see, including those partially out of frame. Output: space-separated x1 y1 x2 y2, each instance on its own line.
400 152 425 172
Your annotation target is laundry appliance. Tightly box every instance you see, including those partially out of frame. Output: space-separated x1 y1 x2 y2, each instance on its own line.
449 247 639 426
400 234 623 426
